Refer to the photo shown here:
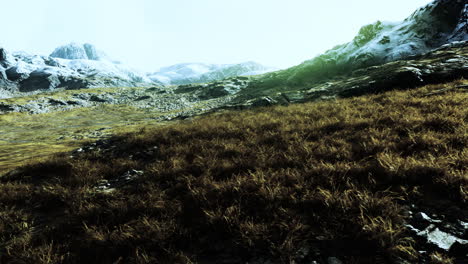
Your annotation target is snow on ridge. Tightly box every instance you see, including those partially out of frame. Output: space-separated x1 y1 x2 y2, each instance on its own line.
147 62 276 85
299 0 468 75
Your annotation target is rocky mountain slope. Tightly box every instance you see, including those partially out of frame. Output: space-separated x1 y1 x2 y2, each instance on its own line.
249 0 467 92
2 41 466 116
0 44 274 99
0 43 156 98
147 61 274 85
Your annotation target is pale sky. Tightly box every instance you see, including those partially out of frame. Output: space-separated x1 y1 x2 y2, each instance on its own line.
1 0 432 70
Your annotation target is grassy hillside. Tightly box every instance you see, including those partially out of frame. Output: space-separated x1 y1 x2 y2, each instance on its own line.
0 80 467 263
0 85 229 174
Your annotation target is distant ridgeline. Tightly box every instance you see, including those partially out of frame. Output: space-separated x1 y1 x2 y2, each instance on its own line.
0 0 467 100
0 42 274 98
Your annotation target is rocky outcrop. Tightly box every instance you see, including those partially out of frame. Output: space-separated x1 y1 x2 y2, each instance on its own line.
0 48 17 97
19 70 61 92
175 76 250 99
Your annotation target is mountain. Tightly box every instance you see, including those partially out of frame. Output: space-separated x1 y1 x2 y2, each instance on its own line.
50 43 110 61
0 43 156 98
2 41 466 116
249 0 467 92
147 61 275 85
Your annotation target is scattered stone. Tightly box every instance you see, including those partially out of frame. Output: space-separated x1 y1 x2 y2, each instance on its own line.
251 97 277 107
414 212 442 224
94 169 144 193
89 94 115 103
134 95 151 101
48 98 68 106
406 207 468 263
327 257 343 264
417 224 468 251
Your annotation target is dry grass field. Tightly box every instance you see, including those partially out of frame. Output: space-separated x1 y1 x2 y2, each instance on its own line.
1 80 467 263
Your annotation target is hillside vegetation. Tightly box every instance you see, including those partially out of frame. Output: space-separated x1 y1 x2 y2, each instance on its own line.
0 80 467 263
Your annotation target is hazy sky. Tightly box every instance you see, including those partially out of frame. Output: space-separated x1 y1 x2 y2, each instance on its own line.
2 0 432 70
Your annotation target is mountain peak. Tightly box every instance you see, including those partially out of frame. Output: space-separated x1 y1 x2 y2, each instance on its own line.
50 43 110 61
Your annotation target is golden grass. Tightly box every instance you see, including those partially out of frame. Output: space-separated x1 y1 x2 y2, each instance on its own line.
0 80 467 263
0 104 184 174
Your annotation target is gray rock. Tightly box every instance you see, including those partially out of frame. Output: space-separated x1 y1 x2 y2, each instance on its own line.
0 102 16 113
134 95 151 101
19 70 61 92
89 94 115 103
58 76 90 90
327 257 343 264
0 66 8 82
250 97 277 107
417 224 468 251
50 43 90 60
6 66 30 81
414 212 442 224
95 169 144 193
48 98 68 106
65 99 88 106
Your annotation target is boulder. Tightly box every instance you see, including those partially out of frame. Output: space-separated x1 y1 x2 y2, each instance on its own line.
6 66 31 81
19 70 61 92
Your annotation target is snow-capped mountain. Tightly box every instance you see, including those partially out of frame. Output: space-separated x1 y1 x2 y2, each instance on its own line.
147 61 275 85
0 43 155 97
50 43 110 61
262 0 467 87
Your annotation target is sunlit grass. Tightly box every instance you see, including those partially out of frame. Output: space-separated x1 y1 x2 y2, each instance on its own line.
0 104 172 173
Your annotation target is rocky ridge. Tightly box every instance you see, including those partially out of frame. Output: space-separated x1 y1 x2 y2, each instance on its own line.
1 41 467 116
230 41 468 108
0 43 157 98
147 61 274 85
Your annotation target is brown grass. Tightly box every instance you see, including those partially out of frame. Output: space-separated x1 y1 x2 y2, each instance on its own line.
0 80 467 263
